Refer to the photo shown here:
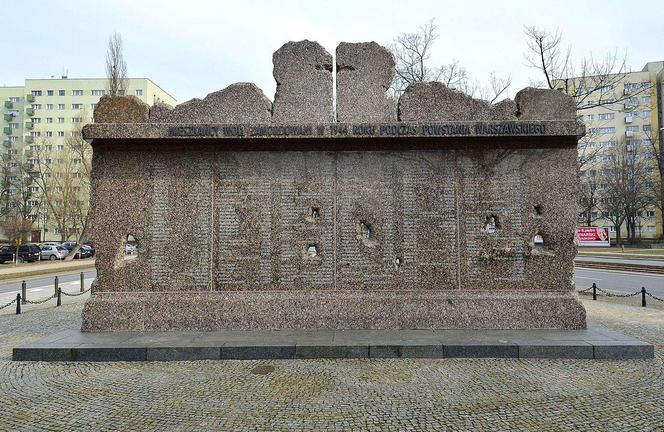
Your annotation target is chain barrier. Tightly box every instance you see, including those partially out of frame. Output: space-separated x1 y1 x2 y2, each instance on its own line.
24 295 57 305
595 286 641 298
61 286 91 297
0 297 17 311
645 292 664 303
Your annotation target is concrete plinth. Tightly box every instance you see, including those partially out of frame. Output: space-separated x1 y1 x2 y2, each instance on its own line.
13 325 653 362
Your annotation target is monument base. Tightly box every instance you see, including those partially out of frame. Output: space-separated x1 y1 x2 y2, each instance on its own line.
81 290 586 332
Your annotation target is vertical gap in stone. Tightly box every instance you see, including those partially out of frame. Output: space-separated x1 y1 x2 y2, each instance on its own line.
332 48 337 122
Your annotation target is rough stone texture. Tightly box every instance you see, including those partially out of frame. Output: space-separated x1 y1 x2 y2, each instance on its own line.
93 95 149 123
515 87 578 120
398 81 491 121
271 40 333 123
82 291 586 331
82 138 585 331
336 42 396 122
490 98 518 120
149 83 272 123
148 101 174 121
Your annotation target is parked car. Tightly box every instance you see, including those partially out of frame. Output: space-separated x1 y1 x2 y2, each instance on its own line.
83 240 95 249
72 245 94 259
125 243 137 254
0 244 42 263
40 245 69 260
62 242 78 251
41 242 61 247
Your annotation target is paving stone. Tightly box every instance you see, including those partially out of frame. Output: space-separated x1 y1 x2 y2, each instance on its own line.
296 345 368 359
519 343 593 359
221 344 295 360
444 344 519 358
146 347 220 361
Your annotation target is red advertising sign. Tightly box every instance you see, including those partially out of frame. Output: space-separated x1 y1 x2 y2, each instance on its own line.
575 227 610 247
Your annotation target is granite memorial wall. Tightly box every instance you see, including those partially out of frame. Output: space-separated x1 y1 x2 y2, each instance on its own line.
81 40 587 331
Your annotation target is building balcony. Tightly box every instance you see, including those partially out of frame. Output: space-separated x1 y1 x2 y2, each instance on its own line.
625 131 635 137
24 122 33 130
625 116 634 124
3 127 12 135
24 136 33 144
4 101 13 109
25 108 34 116
3 114 14 122
26 94 35 103
2 140 11 148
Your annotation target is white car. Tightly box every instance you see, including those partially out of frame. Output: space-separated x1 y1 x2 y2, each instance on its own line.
40 245 69 260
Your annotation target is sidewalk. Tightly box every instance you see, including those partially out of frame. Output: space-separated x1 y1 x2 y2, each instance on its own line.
0 259 95 282
577 248 664 260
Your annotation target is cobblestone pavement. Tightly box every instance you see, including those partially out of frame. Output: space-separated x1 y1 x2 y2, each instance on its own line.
0 300 662 431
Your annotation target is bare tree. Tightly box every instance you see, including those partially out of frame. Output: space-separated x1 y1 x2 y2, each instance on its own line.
643 129 663 238
106 32 128 96
3 217 33 263
599 137 655 243
578 172 600 227
523 26 650 110
391 20 510 102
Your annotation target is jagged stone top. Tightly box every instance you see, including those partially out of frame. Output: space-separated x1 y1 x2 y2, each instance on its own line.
89 39 581 133
149 83 271 124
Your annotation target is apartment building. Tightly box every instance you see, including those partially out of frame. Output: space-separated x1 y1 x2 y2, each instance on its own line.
1 77 176 241
565 61 663 241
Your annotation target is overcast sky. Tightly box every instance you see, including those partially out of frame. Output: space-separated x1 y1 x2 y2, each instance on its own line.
2 0 663 103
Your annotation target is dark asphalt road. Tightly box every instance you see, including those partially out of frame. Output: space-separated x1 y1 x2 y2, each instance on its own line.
574 268 664 296
0 269 97 295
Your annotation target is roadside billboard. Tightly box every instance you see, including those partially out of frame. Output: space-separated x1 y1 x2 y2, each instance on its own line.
575 227 610 247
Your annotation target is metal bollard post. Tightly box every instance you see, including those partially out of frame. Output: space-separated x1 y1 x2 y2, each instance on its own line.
21 280 27 304
592 283 597 301
642 287 647 308
16 293 21 314
57 287 61 307
80 272 84 292
54 276 59 298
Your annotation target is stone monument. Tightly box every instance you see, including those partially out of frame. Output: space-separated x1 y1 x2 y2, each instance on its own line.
82 40 586 332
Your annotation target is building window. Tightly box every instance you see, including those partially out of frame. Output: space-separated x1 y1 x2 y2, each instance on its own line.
58 117 65 123
58 104 65 110
586 114 595 121
626 126 639 132
56 145 64 151
47 90 54 96
135 89 144 96
58 90 65 96
9 136 18 142
30 131 41 137
31 104 42 110
598 113 615 120
641 110 651 119
71 103 83 110
46 104 53 110
32 118 41 124
9 123 19 129
91 90 105 96
31 90 42 96
598 127 615 134
642 96 651 104
72 90 83 96
30 145 38 151
71 117 82 123
647 211 655 218
90 103 97 110
45 131 53 137
46 118 53 123
9 97 20 103
57 131 64 137
643 125 652 132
